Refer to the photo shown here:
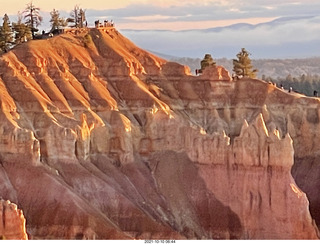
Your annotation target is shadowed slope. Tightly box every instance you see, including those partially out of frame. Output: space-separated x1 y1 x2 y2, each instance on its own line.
0 28 318 239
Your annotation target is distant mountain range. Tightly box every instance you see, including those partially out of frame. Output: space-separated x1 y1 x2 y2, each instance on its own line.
121 15 320 59
200 15 317 32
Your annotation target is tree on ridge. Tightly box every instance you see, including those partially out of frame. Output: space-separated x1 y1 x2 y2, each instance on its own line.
12 12 32 44
50 9 67 33
23 1 43 38
0 14 13 52
78 8 86 28
233 48 258 79
67 5 86 28
200 53 216 72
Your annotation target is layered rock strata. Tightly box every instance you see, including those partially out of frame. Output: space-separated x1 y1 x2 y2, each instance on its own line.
0 27 318 239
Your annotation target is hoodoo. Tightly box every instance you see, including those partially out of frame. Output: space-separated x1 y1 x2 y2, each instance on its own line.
0 27 318 239
0 200 28 240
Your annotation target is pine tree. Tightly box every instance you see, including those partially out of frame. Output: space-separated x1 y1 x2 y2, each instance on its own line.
233 48 258 78
200 54 216 72
79 8 86 28
0 14 13 52
12 12 32 44
23 2 43 38
50 9 67 32
67 5 86 28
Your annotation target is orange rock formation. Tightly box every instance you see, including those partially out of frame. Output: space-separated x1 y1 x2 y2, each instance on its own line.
0 200 28 240
0 27 318 239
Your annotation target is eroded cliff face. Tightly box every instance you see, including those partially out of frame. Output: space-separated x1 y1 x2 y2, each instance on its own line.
0 200 28 240
0 27 318 239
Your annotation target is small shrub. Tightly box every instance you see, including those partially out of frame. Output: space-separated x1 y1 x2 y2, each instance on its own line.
83 34 93 48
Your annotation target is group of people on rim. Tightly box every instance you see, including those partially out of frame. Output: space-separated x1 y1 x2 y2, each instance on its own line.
95 20 114 28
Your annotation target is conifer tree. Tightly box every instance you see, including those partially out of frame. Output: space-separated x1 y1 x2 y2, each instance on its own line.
200 54 216 72
12 12 32 44
233 48 258 78
79 8 86 28
23 2 43 38
50 9 67 32
0 14 13 52
67 5 79 28
67 5 86 28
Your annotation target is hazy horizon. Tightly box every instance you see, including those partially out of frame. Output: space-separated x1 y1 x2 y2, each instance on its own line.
1 0 319 30
1 1 319 59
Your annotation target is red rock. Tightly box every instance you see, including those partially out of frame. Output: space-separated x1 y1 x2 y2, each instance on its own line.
201 65 232 81
0 28 318 239
0 200 28 240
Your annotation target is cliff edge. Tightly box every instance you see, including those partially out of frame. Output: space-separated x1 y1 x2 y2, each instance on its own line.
0 27 318 239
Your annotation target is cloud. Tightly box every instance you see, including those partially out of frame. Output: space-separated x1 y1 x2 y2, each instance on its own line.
2 0 320 60
2 1 320 31
122 15 320 59
82 0 320 29
123 15 178 22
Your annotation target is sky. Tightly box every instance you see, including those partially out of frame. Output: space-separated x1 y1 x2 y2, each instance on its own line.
1 0 319 30
0 0 319 59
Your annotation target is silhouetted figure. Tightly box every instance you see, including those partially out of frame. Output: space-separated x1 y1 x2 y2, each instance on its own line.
314 90 318 97
195 69 202 75
289 87 292 93
280 84 284 90
95 20 99 28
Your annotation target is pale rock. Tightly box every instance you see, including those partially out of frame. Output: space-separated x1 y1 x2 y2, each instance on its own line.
201 65 232 81
0 28 317 240
0 200 28 240
76 114 93 160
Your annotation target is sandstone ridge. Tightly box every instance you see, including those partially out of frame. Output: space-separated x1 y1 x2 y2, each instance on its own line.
0 27 319 239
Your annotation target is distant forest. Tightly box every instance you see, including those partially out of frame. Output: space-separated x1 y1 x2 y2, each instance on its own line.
169 56 320 97
262 74 320 96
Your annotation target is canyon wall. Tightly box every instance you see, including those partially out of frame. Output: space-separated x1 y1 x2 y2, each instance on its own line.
0 200 28 240
0 27 318 239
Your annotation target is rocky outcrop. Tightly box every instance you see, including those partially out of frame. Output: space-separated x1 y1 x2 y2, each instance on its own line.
0 200 28 240
191 115 316 239
201 65 232 81
0 27 318 239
